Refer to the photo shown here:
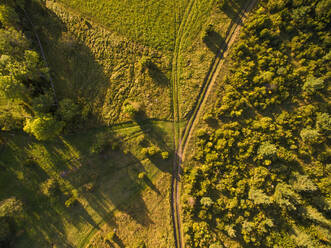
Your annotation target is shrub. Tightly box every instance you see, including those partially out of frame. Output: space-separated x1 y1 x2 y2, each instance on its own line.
23 115 64 141
200 197 213 207
105 231 115 242
57 98 80 122
0 4 19 27
82 182 95 192
138 172 146 180
40 178 58 197
31 93 54 114
161 151 169 160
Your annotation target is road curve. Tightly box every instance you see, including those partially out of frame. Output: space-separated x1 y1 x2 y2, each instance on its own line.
171 1 258 248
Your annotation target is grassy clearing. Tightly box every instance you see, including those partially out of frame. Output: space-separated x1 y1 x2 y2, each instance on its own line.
0 120 174 247
29 1 172 126
55 0 189 51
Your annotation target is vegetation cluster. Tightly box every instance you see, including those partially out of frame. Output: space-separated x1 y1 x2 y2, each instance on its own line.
183 0 331 247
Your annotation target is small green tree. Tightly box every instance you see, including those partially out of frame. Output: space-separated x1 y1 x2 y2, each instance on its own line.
40 178 58 197
31 93 54 114
138 56 152 73
138 172 146 180
257 141 277 159
0 4 19 27
200 197 213 207
302 76 324 95
300 128 322 144
316 112 331 132
57 98 79 122
23 115 64 141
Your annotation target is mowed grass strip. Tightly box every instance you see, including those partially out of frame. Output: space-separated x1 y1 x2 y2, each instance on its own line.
57 0 189 51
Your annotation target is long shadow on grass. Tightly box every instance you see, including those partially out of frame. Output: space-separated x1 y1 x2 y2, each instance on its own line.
28 1 108 126
203 31 226 55
221 0 246 24
133 113 172 174
81 150 154 227
147 63 170 87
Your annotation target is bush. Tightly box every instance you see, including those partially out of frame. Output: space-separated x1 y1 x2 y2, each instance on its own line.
31 93 54 114
161 151 169 160
90 132 109 154
138 172 146 180
105 231 115 242
57 98 80 122
23 115 64 141
40 178 58 197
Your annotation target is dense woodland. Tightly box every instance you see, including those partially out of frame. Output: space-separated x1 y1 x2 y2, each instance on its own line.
183 0 330 247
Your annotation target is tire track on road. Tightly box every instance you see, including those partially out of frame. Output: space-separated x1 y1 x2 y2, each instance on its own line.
171 1 258 247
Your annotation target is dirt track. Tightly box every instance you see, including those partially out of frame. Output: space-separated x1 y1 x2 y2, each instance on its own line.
170 1 258 247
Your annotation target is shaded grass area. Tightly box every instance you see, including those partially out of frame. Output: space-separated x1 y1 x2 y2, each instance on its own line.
56 0 189 51
29 1 172 126
0 121 174 247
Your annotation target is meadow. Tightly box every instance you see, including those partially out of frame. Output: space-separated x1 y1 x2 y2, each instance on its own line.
1 120 175 247
56 0 189 51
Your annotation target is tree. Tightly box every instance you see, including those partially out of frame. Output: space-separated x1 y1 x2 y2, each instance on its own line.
302 76 324 95
200 197 213 207
0 197 24 244
248 188 272 205
0 4 19 28
138 56 152 73
300 128 322 144
57 98 79 122
31 92 54 114
316 112 331 132
292 174 317 192
257 141 277 159
23 115 64 141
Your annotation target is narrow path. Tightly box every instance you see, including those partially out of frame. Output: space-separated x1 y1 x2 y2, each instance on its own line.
170 0 196 247
22 9 58 105
171 1 258 247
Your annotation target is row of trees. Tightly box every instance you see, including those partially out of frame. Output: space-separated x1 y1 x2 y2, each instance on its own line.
0 0 81 140
183 0 330 247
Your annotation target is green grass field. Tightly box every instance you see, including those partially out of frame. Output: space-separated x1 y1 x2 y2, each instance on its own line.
56 0 189 51
0 121 174 247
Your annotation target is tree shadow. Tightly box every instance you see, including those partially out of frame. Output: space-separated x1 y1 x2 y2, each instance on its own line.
147 63 170 87
113 233 125 248
203 30 226 54
27 1 109 127
142 176 161 195
221 0 246 24
79 150 154 227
